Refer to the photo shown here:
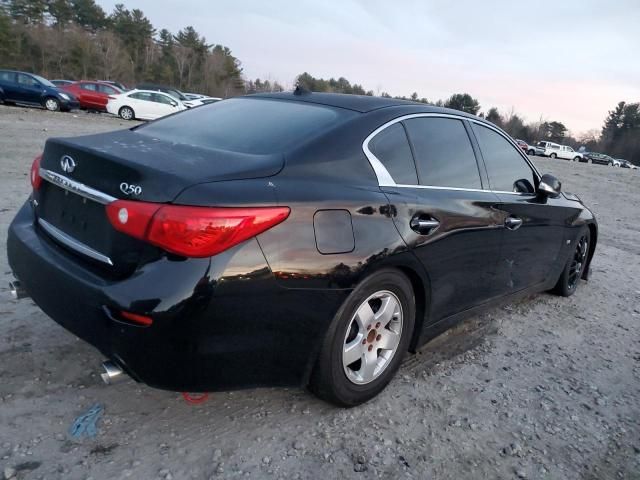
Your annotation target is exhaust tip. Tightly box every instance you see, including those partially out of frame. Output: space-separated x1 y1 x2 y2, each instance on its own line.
101 360 125 385
9 280 28 300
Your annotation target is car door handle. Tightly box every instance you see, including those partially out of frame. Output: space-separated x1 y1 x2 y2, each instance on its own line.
410 216 440 234
505 216 523 231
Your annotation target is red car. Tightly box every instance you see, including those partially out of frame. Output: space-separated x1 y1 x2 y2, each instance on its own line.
62 81 122 111
515 139 529 152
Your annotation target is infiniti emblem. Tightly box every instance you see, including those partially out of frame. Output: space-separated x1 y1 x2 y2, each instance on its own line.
60 155 76 173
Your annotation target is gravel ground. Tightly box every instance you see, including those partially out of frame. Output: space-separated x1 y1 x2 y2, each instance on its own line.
1 105 639 480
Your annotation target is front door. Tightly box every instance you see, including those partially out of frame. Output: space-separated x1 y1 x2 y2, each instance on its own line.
15 73 43 104
470 122 568 293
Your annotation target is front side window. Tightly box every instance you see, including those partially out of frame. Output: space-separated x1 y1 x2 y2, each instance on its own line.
152 93 174 105
404 117 481 189
368 123 418 185
81 83 97 91
473 124 536 193
17 74 39 87
97 84 116 94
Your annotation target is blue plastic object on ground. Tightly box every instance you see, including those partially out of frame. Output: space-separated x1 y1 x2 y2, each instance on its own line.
69 403 104 438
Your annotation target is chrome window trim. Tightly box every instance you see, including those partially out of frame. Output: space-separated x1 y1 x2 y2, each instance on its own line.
39 168 116 205
362 112 541 193
38 218 114 266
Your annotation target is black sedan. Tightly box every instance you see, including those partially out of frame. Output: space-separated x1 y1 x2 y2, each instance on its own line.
583 152 617 166
7 92 597 406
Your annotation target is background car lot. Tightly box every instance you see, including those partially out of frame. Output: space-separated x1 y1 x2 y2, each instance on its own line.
0 106 638 479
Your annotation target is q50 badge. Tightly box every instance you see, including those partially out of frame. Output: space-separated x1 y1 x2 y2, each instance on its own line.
120 182 142 196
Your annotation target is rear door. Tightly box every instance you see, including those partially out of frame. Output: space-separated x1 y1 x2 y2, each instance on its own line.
367 115 504 321
0 71 19 100
471 123 567 293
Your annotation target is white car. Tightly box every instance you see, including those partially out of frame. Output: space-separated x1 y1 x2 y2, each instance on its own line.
106 89 187 121
537 141 583 161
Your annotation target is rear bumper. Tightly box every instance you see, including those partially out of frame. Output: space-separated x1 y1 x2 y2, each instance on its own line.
8 201 348 391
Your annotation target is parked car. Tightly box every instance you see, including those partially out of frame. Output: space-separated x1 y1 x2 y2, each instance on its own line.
97 80 128 91
8 92 597 406
617 159 638 169
536 141 583 161
0 70 79 111
62 81 123 111
527 143 545 156
515 139 528 152
106 89 187 120
50 79 74 87
583 152 619 166
184 92 222 103
136 83 203 108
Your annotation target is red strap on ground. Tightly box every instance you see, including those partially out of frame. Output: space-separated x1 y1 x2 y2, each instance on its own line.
181 392 209 404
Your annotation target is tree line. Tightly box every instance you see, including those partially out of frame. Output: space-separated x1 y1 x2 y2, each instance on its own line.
0 1 637 162
0 0 246 97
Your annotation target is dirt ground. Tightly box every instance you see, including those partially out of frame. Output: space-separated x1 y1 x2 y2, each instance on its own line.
1 105 639 480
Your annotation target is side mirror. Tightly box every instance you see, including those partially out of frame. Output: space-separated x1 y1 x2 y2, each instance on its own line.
538 173 561 198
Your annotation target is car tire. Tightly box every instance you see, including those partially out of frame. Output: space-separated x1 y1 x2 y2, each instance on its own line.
550 153 557 159
119 106 135 120
573 157 580 162
528 149 535 156
309 269 416 407
552 227 590 297
44 97 60 112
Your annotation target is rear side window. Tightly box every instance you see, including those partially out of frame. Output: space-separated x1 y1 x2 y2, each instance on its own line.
137 97 356 155
81 83 97 91
368 123 418 185
130 92 153 102
0 71 15 82
472 124 536 193
404 118 481 189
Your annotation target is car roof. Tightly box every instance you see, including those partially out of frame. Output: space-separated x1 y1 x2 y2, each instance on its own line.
249 91 480 118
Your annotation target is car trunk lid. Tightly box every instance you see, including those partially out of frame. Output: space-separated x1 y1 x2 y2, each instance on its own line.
34 129 284 276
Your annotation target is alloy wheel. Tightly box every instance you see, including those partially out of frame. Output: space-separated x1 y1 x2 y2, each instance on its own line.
342 290 403 385
568 235 588 290
45 99 59 111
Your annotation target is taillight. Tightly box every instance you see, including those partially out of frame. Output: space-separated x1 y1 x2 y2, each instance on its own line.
30 154 42 190
106 200 290 258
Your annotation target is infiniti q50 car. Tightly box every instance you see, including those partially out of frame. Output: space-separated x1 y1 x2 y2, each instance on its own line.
7 92 597 406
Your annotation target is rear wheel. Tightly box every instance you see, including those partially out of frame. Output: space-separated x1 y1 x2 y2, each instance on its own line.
44 97 60 111
552 228 590 297
550 153 557 159
310 269 415 407
528 149 535 156
119 106 135 120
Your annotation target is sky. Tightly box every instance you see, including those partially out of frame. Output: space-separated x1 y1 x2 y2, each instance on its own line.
98 0 640 135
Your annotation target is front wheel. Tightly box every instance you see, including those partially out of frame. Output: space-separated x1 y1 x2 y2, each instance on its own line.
309 269 415 407
119 106 135 120
573 157 581 162
44 97 60 111
550 153 557 159
552 228 590 297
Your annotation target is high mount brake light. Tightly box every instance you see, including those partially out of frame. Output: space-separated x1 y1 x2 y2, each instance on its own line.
106 200 290 258
31 154 42 190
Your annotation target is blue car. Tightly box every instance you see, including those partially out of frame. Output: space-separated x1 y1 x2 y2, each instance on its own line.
0 70 79 112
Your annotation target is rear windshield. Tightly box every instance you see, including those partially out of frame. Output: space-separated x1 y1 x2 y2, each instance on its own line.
136 97 355 154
